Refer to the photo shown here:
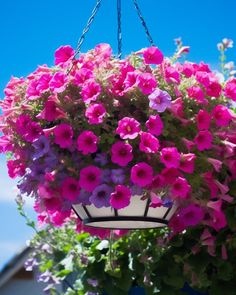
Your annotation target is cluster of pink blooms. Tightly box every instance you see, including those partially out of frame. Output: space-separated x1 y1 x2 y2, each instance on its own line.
0 43 236 240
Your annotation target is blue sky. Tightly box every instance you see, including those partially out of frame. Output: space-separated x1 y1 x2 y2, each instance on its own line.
0 0 236 269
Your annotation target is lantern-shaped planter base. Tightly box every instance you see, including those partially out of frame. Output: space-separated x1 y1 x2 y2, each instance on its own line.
73 195 177 229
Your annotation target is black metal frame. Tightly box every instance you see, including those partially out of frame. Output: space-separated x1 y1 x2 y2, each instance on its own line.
72 198 174 230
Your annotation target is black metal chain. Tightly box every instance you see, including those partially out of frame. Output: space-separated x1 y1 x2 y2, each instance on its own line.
132 0 155 46
74 0 102 57
117 0 122 58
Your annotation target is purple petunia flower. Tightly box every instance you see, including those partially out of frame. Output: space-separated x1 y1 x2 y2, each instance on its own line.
32 135 50 160
131 185 143 196
89 184 113 208
101 169 111 183
77 189 91 205
148 88 171 112
111 169 125 184
94 153 108 166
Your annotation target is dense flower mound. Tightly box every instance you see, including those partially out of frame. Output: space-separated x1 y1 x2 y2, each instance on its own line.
1 43 236 237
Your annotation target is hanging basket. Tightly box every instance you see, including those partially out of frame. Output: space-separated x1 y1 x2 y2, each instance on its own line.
1 40 235 234
73 196 177 229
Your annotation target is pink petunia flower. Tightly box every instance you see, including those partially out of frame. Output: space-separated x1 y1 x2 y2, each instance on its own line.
142 46 164 65
171 177 191 199
131 162 153 187
74 68 94 86
49 72 68 93
161 167 180 185
54 123 73 148
123 71 138 92
137 73 157 95
116 117 140 140
165 66 180 84
206 80 222 98
187 86 207 104
207 157 222 172
85 103 106 125
196 109 211 130
61 177 80 201
77 131 98 155
110 185 131 209
79 165 101 192
37 100 66 122
7 160 25 178
54 45 74 65
211 105 231 127
160 147 180 168
194 130 213 151
224 78 236 101
23 121 42 143
111 141 133 167
179 153 196 174
179 204 204 227
81 79 101 104
139 132 160 153
145 115 163 136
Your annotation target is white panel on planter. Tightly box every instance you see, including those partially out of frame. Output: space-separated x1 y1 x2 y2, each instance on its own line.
147 206 168 218
87 220 165 229
73 205 88 219
86 204 114 218
118 195 147 216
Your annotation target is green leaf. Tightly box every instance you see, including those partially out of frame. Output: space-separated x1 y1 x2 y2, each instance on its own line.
56 269 72 278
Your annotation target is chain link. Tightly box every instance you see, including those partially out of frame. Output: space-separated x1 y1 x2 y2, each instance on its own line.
74 0 102 57
117 0 122 58
133 0 155 46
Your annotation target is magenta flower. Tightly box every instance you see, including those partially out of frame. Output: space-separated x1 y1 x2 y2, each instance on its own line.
116 117 141 140
131 162 153 187
89 184 113 208
165 66 180 84
81 79 101 104
171 176 191 199
194 130 213 151
49 72 68 93
196 109 211 130
54 123 73 148
137 73 157 95
110 185 131 209
179 153 196 174
54 45 74 65
211 105 231 127
37 100 66 122
77 130 98 155
179 204 204 227
148 88 171 112
85 103 106 125
23 121 42 143
224 78 236 101
187 86 206 104
145 115 163 136
111 141 133 167
160 147 180 168
61 177 80 202
139 132 160 153
79 166 101 192
206 80 222 98
37 73 52 93
74 68 94 86
143 46 164 65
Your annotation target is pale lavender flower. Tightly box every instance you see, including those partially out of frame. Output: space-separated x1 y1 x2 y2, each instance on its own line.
25 257 38 271
131 185 143 196
89 184 112 208
87 278 99 287
148 88 171 112
111 169 125 184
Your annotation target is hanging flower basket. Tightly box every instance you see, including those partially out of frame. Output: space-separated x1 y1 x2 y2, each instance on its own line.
1 42 236 232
